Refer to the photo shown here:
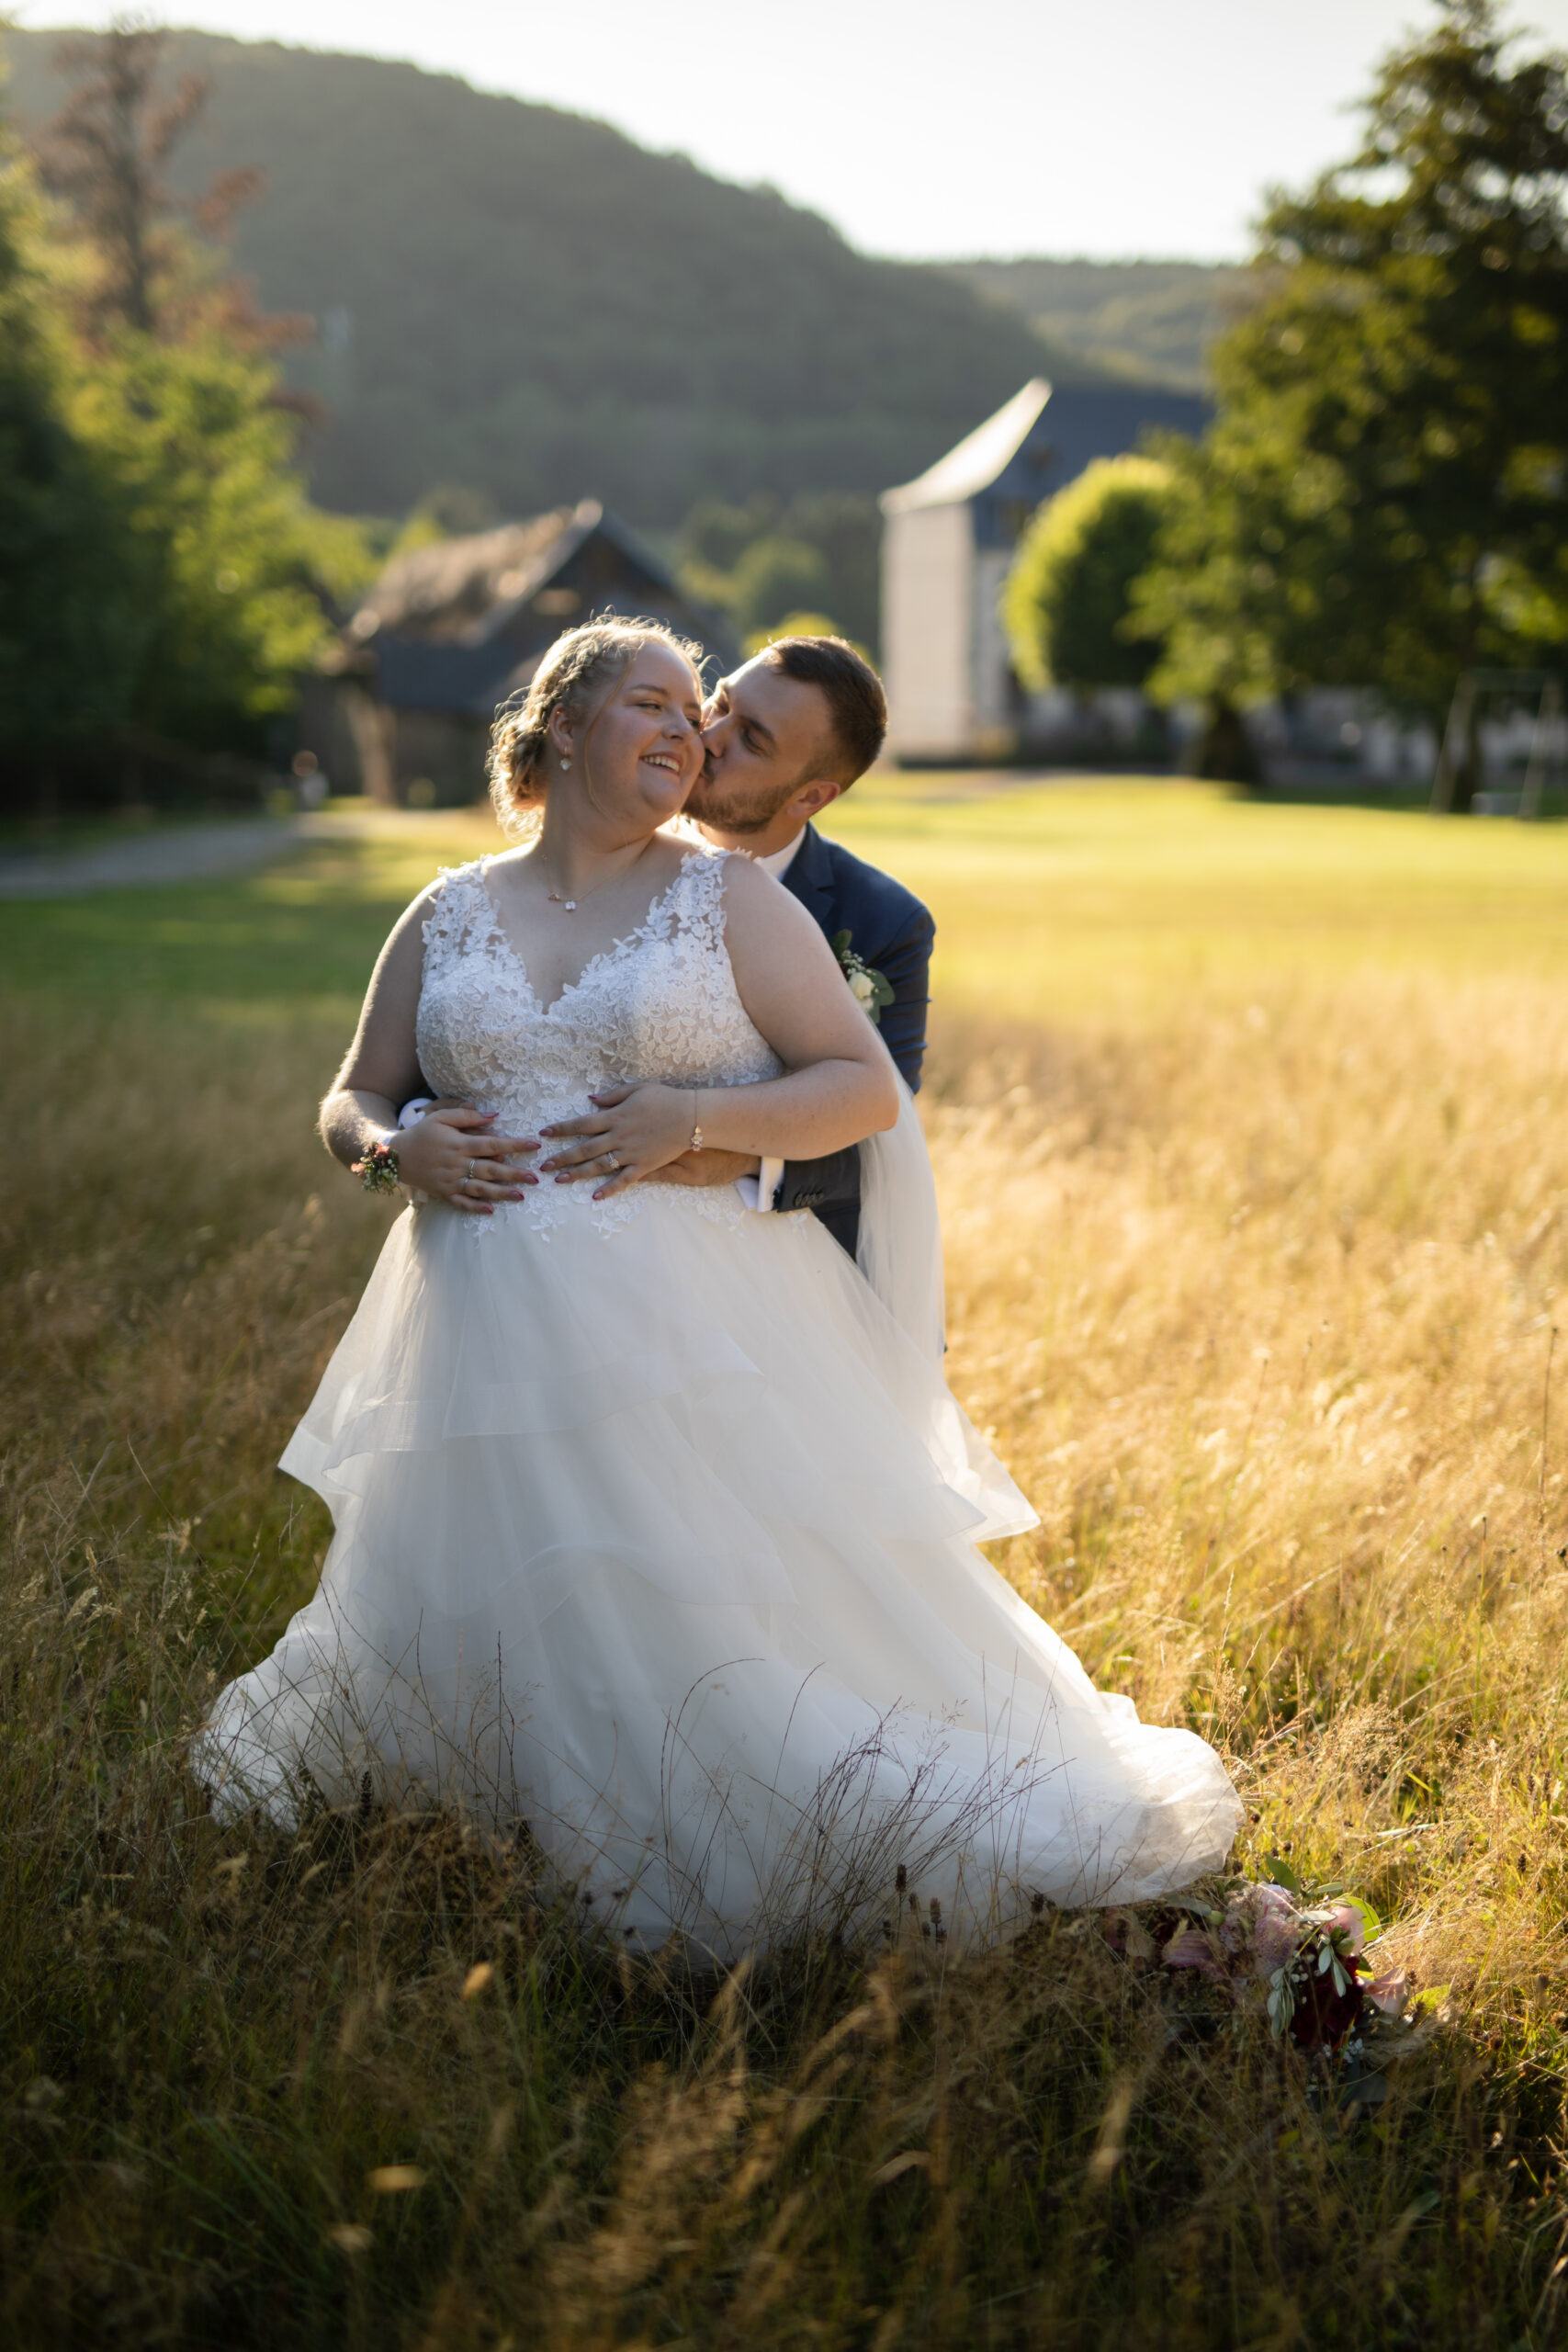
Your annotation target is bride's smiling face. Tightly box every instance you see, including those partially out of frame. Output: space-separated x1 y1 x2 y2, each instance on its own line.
547 643 705 829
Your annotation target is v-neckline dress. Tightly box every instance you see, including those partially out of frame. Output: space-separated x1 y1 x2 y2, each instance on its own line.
195 849 1239 1958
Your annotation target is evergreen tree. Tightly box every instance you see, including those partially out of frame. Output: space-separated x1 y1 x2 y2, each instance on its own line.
1132 0 1568 793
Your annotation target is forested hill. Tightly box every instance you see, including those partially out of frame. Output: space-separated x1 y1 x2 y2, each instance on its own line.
944 258 1247 394
7 28 1105 527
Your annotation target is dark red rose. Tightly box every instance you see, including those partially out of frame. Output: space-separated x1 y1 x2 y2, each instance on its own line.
1289 1955 1364 2052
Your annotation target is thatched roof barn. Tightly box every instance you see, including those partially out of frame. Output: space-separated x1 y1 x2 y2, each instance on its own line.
308 501 735 806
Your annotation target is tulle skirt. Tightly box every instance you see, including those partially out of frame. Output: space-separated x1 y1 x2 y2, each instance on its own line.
195 1190 1240 1957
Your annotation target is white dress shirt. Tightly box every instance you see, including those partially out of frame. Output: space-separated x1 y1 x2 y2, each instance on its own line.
733 830 807 1213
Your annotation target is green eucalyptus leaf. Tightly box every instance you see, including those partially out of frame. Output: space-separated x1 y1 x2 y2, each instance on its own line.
1346 1894 1382 1941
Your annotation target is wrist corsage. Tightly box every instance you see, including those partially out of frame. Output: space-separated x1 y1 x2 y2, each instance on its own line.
831 930 895 1024
351 1137 400 1193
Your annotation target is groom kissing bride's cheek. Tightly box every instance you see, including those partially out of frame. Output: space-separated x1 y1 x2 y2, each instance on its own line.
416 634 935 1261
194 616 1239 1959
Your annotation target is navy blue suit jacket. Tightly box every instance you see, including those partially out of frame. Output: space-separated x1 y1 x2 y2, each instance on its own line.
773 823 935 1257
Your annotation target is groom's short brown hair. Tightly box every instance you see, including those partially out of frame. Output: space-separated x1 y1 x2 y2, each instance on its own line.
763 636 886 786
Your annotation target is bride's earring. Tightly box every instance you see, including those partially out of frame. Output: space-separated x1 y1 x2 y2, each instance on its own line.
559 758 570 771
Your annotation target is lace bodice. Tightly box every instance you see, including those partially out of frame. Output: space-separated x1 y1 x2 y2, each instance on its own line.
415 849 782 1238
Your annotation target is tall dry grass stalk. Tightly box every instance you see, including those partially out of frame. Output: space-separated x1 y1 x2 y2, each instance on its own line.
3 934 1568 2344
933 973 1568 2010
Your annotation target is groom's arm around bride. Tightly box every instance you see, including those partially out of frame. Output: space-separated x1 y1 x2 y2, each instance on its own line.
677 635 934 1258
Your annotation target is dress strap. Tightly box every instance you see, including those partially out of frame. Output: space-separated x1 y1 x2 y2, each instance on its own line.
659 845 731 958
420 860 490 960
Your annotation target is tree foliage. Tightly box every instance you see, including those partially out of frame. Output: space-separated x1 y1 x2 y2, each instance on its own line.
679 492 882 652
0 24 371 797
1131 0 1568 781
70 331 370 746
0 113 135 765
1003 455 1175 694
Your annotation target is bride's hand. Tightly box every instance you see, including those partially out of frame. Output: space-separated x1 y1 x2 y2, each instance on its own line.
538 1084 696 1196
394 1104 539 1214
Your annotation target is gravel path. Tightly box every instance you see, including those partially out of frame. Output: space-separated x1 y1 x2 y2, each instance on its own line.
0 815 312 899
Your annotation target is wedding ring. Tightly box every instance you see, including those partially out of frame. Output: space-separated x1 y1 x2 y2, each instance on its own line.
465 1158 477 1182
605 1151 619 1170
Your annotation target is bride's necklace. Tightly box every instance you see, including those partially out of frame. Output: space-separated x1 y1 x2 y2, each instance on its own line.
544 866 581 913
539 850 601 915
539 842 646 915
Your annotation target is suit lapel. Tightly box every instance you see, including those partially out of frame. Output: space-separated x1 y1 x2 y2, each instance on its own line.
778 824 838 934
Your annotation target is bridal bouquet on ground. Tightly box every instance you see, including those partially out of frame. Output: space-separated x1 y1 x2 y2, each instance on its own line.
1104 1859 1419 2079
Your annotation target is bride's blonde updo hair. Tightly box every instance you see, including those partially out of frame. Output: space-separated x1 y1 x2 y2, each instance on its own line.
487 616 705 841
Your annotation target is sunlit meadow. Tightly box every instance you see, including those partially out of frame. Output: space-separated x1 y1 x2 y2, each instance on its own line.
4 779 1568 2347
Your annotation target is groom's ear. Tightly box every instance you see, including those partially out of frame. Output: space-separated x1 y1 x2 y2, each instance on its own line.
792 779 844 821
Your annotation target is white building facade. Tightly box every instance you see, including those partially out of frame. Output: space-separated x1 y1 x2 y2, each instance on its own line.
880 378 1211 764
880 381 1052 764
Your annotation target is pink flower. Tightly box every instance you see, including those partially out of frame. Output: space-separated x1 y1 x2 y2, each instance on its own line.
1365 1971 1408 2018
1321 1902 1367 1956
1161 1925 1227 1982
1247 1886 1304 1973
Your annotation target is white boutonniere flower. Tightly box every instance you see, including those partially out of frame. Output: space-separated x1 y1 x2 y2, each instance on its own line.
831 931 895 1024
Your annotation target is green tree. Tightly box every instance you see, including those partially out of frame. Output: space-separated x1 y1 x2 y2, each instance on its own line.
1132 0 1568 794
0 114 135 794
1003 455 1175 694
678 491 882 652
6 20 371 781
70 330 369 746
729 537 833 642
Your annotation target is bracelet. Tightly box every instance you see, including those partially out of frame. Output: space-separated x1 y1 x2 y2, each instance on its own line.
351 1136 400 1193
689 1091 704 1153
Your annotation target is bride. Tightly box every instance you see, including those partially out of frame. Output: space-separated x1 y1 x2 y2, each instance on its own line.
196 617 1239 1956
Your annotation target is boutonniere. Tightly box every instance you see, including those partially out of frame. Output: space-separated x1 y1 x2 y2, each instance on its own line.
831 931 895 1024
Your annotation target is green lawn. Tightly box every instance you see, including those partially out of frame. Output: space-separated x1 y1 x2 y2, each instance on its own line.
831 775 1568 1016
6 780 1564 1027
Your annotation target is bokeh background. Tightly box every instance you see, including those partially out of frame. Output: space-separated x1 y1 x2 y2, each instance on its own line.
4 7 1568 2348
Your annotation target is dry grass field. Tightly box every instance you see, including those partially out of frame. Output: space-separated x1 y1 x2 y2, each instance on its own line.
4 778 1568 2348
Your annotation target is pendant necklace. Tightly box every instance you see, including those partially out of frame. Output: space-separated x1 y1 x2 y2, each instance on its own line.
540 842 644 915
541 851 593 913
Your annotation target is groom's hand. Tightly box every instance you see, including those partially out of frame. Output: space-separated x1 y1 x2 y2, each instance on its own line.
647 1148 761 1189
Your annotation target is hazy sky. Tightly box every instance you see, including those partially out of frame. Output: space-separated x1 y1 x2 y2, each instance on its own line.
15 1 1568 260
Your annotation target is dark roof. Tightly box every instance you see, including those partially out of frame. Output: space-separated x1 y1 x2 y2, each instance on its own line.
883 379 1211 548
344 500 737 716
356 512 576 641
1028 384 1210 492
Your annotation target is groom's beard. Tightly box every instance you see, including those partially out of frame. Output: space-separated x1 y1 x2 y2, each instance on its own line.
685 765 806 836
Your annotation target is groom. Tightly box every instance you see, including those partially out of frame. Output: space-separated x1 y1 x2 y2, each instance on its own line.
664 633 935 1257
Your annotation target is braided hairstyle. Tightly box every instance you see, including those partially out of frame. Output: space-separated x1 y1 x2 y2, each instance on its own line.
487 616 706 840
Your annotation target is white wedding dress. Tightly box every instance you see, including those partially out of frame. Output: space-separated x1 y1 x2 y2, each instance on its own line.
196 849 1239 1956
